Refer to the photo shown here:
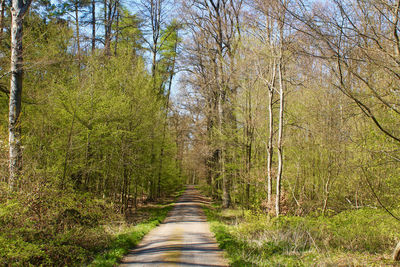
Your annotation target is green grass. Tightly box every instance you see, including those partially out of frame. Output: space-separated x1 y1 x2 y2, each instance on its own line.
204 205 400 266
89 204 172 267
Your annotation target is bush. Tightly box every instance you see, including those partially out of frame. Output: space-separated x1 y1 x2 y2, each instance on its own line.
0 183 118 266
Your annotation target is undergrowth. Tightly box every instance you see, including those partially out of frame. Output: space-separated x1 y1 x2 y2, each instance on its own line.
0 182 179 266
204 205 400 266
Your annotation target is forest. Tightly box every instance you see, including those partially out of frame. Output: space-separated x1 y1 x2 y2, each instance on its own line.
1 0 400 265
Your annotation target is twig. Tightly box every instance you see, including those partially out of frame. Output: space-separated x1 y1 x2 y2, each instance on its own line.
361 167 400 222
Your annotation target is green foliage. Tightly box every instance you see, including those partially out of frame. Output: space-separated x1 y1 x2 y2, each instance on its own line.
204 205 400 266
112 8 143 54
0 0 182 265
0 183 116 266
0 6 185 201
0 181 175 266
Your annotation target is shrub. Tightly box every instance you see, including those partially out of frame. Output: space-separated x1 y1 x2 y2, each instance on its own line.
204 205 400 266
0 183 118 266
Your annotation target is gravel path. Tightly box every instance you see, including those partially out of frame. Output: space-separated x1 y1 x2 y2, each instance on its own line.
120 186 228 267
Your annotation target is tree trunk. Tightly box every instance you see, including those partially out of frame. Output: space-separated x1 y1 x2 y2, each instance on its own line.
114 8 119 56
393 241 400 260
91 0 96 53
275 55 284 217
9 0 32 190
103 0 117 57
74 1 80 60
62 115 75 189
245 87 253 208
104 0 109 56
157 144 164 197
157 38 177 197
219 90 230 208
0 0 5 38
151 45 157 90
267 85 274 205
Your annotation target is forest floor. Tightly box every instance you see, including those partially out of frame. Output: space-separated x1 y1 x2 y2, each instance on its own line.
119 185 228 266
204 203 400 266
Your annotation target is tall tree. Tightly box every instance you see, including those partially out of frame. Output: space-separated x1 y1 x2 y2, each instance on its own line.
156 21 180 197
181 0 242 208
8 0 33 190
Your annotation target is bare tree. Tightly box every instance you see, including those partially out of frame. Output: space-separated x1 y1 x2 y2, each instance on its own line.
250 0 289 215
139 0 171 93
103 0 118 56
180 0 242 208
91 0 96 53
283 0 400 252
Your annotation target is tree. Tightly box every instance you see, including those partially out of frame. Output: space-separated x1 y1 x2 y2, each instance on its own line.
282 0 400 254
180 0 242 208
91 0 95 52
103 0 118 56
156 21 180 197
8 0 33 190
139 0 171 93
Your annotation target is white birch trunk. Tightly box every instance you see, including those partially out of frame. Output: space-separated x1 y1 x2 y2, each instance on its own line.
275 52 284 216
275 1 286 216
267 61 276 206
9 0 32 190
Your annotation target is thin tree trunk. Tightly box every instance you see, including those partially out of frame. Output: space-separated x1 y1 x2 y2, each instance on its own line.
245 87 253 208
219 90 230 208
134 178 138 209
62 115 75 189
85 71 95 189
149 138 156 201
84 131 92 188
274 4 286 216
157 130 166 197
157 38 177 197
275 53 284 217
114 7 119 56
0 0 5 38
104 0 109 56
74 1 80 61
91 0 96 53
148 0 160 199
151 46 157 90
121 167 127 212
125 177 130 212
267 84 274 205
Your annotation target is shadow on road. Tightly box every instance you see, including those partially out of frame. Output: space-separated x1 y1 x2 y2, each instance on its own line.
120 185 228 266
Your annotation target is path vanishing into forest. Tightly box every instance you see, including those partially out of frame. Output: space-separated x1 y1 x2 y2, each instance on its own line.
120 186 229 267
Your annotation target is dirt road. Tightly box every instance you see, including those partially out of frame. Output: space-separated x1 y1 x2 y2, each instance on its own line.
120 186 228 267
